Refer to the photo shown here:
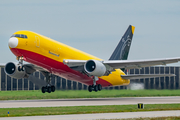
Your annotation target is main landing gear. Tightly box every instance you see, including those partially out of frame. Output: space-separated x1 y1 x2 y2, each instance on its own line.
17 56 55 94
41 85 55 93
88 76 102 92
41 73 56 93
88 84 102 92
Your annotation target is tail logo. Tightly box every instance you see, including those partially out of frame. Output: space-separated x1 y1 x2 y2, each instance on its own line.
109 25 134 61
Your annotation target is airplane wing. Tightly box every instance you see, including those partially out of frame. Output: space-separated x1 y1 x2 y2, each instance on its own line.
2 62 49 87
103 57 180 70
0 63 6 67
19 64 50 87
64 57 180 72
23 63 48 74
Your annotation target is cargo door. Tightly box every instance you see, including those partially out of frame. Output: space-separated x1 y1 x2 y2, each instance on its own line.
35 36 40 48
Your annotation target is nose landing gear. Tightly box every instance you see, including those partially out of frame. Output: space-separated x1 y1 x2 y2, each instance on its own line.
17 56 55 94
17 56 25 72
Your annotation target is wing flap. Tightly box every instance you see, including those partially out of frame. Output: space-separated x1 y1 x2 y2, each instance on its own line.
28 75 47 87
23 64 49 74
121 74 175 80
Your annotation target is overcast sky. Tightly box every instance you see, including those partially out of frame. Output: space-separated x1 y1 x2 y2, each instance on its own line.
0 0 180 66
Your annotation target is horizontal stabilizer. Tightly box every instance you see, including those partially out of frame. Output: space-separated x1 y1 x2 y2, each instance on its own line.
121 74 175 80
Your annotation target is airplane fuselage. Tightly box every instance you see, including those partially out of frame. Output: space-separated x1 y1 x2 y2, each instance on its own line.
9 30 130 87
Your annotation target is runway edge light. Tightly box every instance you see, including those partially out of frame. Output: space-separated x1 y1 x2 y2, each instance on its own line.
138 103 144 109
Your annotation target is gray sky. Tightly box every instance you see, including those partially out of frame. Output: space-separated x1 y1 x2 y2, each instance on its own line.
0 0 180 66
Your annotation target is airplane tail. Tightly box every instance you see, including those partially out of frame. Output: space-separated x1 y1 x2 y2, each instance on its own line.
109 25 135 60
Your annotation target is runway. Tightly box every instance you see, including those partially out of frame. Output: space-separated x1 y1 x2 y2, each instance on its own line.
1 110 180 120
0 96 180 108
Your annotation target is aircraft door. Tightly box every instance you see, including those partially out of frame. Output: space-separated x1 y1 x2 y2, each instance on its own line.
35 36 40 48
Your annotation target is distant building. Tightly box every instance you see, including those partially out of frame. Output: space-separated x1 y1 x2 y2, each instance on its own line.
126 66 180 90
0 66 180 91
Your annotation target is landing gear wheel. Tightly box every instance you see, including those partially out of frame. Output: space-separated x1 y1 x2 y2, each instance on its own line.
41 86 46 93
21 66 24 71
94 85 98 92
18 66 21 71
98 84 102 91
47 86 51 93
88 85 93 92
51 85 55 92
18 66 24 71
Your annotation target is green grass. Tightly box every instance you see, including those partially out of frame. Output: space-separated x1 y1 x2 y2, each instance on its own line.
0 89 180 100
1 104 180 117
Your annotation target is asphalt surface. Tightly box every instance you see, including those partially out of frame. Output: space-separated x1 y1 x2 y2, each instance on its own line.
0 96 180 108
1 110 180 120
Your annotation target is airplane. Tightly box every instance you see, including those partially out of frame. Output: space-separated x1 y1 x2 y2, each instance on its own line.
5 25 180 93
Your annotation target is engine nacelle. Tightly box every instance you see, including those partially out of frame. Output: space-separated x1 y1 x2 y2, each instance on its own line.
84 60 106 77
5 62 26 79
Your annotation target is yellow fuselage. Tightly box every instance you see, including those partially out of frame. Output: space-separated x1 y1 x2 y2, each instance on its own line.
10 31 130 87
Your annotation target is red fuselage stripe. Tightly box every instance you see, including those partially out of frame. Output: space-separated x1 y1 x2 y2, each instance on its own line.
11 48 112 87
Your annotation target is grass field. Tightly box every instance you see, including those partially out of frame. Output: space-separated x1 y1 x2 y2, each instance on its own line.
0 89 180 100
0 104 180 117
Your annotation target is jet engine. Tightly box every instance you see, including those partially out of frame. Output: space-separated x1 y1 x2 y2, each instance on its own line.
5 62 26 79
84 60 106 77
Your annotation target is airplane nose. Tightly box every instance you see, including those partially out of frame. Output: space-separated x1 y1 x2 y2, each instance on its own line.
8 37 18 48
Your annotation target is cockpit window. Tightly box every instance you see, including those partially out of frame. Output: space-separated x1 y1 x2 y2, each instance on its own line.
11 34 27 39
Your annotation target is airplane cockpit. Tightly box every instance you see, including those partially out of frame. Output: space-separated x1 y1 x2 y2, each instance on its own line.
11 34 28 39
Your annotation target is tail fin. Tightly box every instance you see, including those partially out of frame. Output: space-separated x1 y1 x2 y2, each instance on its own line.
109 25 135 60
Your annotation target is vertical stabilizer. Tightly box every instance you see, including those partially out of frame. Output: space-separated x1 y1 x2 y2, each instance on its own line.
109 25 135 60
